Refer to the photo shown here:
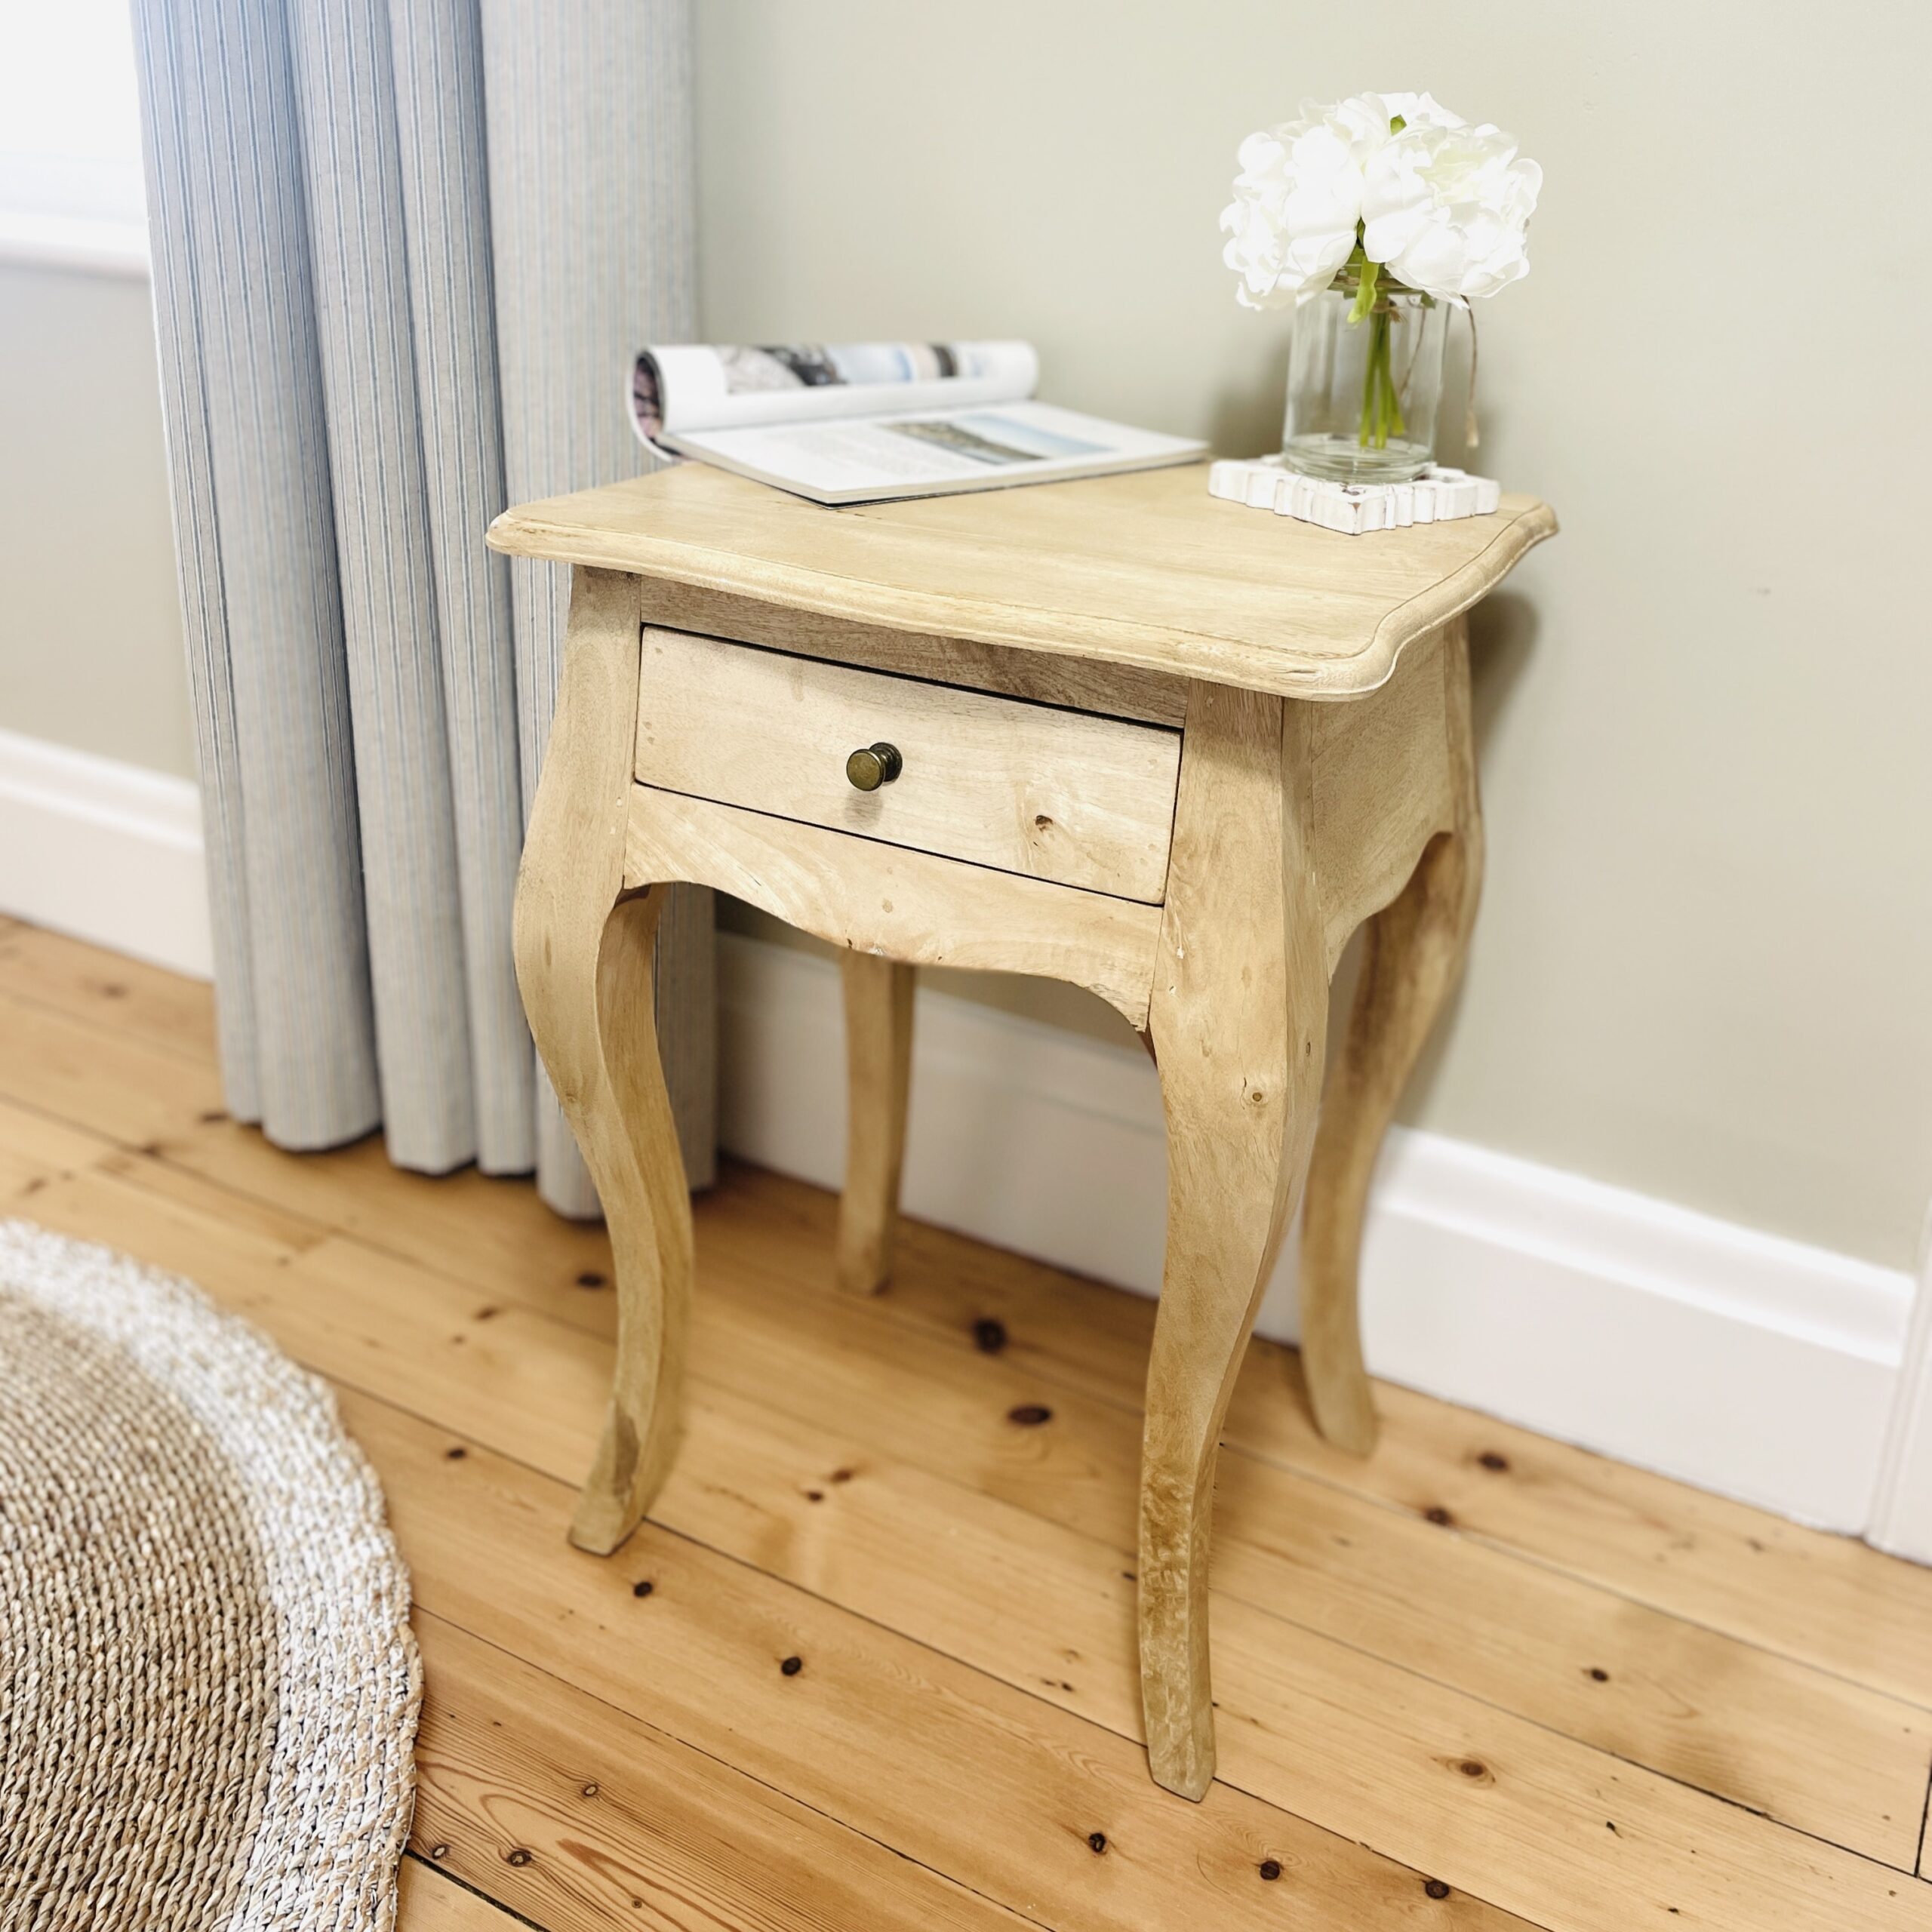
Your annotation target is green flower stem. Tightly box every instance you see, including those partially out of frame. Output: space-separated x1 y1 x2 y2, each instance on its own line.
1371 321 1383 445
1376 321 1389 447
1353 298 1409 451
1344 190 1414 456
1347 256 1380 324
1380 317 1406 443
1358 307 1381 447
1358 307 1392 449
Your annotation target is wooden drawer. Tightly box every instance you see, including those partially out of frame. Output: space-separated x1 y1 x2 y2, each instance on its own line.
634 626 1181 903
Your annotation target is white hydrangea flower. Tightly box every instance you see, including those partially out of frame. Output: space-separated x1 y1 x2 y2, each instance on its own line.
1373 91 1464 134
1361 118 1543 300
1222 91 1539 308
1219 94 1395 309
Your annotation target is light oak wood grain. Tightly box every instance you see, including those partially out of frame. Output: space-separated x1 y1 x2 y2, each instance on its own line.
0 918 219 1064
23 950 1924 1754
395 1855 530 1931
835 952 913 1294
675 1176 1932 1867
635 626 1181 900
10 956 1932 1859
673 1257 1932 1872
1137 681 1327 1798
685 1169 1932 1727
11 933 1932 1867
363 1392 1530 1932
14 930 1932 1743
34 1148 1906 1931
497 460 1555 1798
648 1382 1932 1912
488 460 1558 702
512 568 694 1555
1300 617 1480 1451
11 1035 1932 1918
636 576 1189 726
20 931 1932 1921
377 1391 1901 1932
624 785 1164 1028
23 1146 1930 1878
280 1128 1932 1872
0 1091 103 1198
1309 623 1457 972
413 1613 1029 1932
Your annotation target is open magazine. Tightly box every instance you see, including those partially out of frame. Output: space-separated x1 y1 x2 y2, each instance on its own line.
629 340 1204 505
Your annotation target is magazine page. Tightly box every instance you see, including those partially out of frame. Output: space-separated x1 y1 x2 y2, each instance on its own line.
631 340 1037 448
666 398 1204 506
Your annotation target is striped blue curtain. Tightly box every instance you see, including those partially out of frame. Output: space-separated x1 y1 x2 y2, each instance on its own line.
128 0 715 1213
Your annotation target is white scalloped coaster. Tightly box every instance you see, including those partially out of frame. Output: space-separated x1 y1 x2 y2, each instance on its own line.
1208 456 1503 535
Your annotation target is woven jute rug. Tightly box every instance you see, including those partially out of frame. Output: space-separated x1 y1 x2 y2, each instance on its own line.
0 1221 420 1931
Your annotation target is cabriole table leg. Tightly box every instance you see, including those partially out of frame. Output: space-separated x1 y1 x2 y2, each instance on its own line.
1298 622 1484 1454
514 566 696 1556
1137 684 1327 1799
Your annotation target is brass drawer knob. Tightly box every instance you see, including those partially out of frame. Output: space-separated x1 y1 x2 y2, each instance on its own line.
844 741 903 792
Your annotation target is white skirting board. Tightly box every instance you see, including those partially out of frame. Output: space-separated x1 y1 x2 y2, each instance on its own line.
1866 1200 1932 1559
0 727 211 977
718 931 1921 1537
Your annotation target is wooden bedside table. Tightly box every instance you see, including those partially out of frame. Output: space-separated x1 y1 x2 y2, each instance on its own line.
490 461 1555 1800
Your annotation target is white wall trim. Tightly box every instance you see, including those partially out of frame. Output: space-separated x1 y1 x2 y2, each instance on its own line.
0 728 210 977
719 931 1917 1536
0 212 151 278
1866 1202 1932 1559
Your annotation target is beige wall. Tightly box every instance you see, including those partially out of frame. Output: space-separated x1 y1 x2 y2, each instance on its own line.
697 0 1932 1268
3 4 1928 1272
0 262 192 777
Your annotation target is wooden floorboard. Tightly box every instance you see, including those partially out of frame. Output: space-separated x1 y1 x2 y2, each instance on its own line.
396 1855 538 1931
8 949 1932 1720
706 1176 1932 1713
413 1613 1042 1932
13 1158 1528 1932
14 1100 1924 1863
0 918 219 1063
4 924 1932 1930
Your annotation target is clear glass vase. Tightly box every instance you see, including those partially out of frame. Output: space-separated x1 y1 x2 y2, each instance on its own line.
1282 278 1447 485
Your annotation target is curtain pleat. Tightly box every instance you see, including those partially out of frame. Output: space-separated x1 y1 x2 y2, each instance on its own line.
130 0 712 1208
388 0 534 1174
288 0 478 1168
128 0 261 1122
479 0 712 1210
137 0 380 1149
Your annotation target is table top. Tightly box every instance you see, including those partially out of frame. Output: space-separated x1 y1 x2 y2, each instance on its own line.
488 460 1556 701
